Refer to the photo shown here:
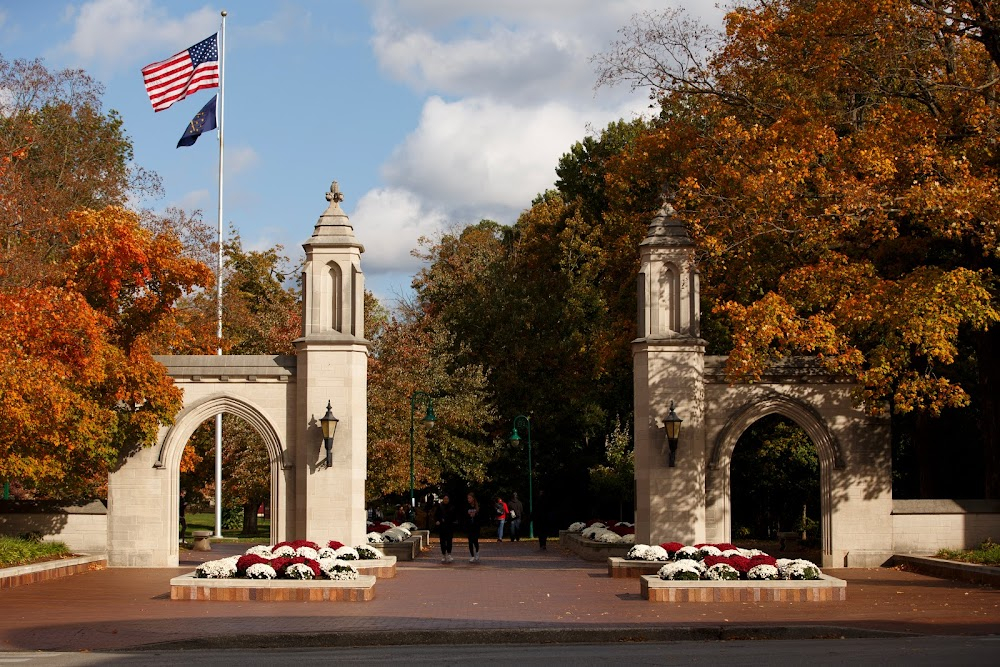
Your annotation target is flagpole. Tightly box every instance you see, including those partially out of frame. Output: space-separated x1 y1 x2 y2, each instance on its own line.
214 9 227 540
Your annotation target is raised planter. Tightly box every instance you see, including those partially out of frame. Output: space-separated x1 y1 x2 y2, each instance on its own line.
559 531 631 562
375 536 421 561
0 554 106 590
641 573 847 602
170 573 376 601
607 556 665 578
352 556 397 578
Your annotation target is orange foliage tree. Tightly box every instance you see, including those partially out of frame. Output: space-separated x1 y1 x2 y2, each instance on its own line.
595 0 1000 495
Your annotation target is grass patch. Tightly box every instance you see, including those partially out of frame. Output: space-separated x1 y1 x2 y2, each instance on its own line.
184 512 270 541
936 539 1000 566
0 536 71 568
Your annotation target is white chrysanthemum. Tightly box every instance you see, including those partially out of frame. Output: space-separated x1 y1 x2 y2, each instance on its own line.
646 545 670 561
367 532 385 543
399 522 418 531
355 545 383 560
626 544 653 560
747 564 779 580
674 546 701 560
334 546 360 560
741 548 766 558
325 562 359 581
620 533 636 544
581 525 604 540
245 563 277 580
195 556 240 579
295 546 319 560
705 563 740 580
317 546 337 559
780 559 821 580
318 557 337 573
382 527 409 542
567 522 586 532
697 545 722 558
721 549 742 558
271 545 296 558
594 529 623 543
658 559 705 580
245 545 273 558
285 563 315 580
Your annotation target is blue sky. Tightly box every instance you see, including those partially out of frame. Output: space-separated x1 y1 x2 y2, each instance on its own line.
1 0 724 305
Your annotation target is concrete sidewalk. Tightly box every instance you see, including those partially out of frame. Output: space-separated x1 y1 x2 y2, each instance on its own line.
1 539 997 652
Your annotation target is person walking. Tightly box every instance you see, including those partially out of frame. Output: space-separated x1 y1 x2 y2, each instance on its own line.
494 495 509 543
535 489 549 550
179 489 188 544
508 492 524 542
465 492 481 562
434 494 458 563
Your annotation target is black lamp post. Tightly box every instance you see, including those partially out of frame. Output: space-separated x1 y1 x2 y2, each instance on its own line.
409 391 436 508
320 401 339 468
509 415 534 538
664 401 682 467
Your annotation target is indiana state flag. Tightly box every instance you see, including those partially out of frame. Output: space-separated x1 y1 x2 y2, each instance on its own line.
177 95 217 148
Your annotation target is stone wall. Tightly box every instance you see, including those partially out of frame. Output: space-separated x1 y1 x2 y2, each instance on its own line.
0 500 107 553
892 499 1000 553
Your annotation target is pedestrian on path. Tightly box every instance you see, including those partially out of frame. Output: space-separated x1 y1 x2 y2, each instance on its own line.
494 495 509 543
535 489 549 549
508 492 524 542
179 489 188 544
465 492 481 562
434 493 457 563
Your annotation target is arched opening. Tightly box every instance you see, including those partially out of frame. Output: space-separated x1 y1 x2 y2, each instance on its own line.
730 414 821 560
156 393 290 564
179 413 272 543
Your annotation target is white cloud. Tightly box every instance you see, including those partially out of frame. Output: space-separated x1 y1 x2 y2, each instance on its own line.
172 188 212 212
382 95 647 219
226 145 260 176
54 0 219 70
351 187 449 275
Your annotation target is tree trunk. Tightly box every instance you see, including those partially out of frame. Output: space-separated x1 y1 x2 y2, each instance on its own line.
241 501 259 536
975 327 1000 498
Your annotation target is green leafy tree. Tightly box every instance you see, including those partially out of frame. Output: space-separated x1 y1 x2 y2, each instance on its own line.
588 416 635 521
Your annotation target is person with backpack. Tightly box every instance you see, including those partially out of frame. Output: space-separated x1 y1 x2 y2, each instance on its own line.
465 492 482 562
434 493 458 563
508 492 524 542
494 495 509 543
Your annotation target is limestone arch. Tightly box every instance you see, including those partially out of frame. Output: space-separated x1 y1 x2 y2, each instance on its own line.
708 394 843 559
156 393 291 552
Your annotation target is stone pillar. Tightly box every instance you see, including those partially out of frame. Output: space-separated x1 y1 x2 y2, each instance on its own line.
293 182 370 546
633 204 707 546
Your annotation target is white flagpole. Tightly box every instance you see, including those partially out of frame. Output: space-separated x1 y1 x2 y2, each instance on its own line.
214 9 227 539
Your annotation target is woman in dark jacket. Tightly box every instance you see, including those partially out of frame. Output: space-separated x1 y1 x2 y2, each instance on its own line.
465 492 481 562
434 494 458 563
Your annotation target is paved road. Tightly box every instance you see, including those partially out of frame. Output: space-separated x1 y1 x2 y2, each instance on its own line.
4 638 1000 666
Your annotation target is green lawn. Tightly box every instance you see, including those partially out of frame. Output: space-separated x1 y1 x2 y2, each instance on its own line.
0 536 71 568
183 512 270 542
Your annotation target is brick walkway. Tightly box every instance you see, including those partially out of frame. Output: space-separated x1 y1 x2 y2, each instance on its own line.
1 539 997 652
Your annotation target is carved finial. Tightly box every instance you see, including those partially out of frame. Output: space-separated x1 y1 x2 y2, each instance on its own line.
326 181 344 204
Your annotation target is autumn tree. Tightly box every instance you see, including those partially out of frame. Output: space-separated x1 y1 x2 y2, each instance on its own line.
366 290 497 503
595 0 1000 496
0 207 212 499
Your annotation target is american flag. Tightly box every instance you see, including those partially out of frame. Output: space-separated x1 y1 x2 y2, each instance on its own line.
142 34 219 112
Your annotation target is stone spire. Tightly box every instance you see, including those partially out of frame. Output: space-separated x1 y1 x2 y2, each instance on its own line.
640 202 693 247
306 181 363 249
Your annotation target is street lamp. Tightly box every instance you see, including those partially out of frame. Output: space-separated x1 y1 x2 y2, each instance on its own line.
320 400 339 468
509 415 534 538
409 391 436 508
663 401 682 467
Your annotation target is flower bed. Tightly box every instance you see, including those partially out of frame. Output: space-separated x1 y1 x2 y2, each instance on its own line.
615 541 822 582
193 540 386 581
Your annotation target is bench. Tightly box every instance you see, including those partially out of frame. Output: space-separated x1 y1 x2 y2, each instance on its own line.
191 530 213 551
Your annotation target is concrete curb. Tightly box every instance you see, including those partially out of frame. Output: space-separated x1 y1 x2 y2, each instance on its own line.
136 625 915 651
0 554 106 589
888 555 1000 587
